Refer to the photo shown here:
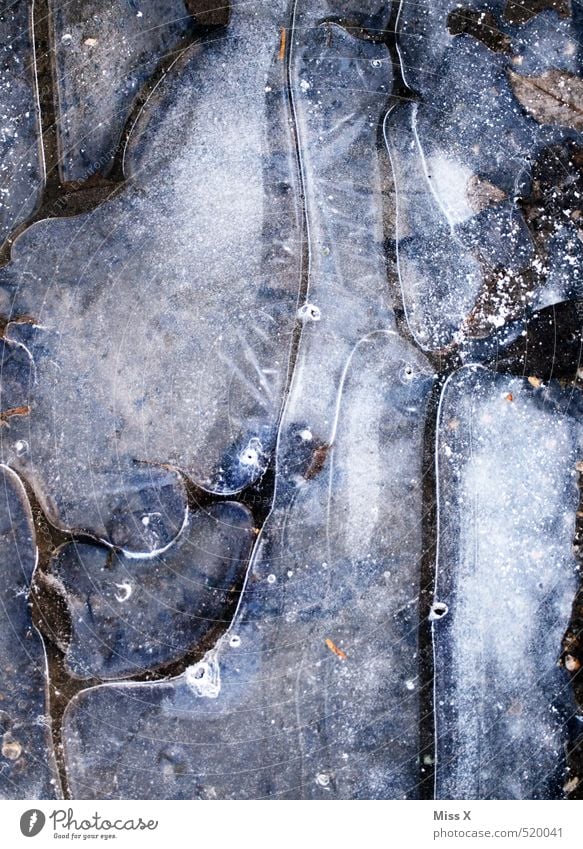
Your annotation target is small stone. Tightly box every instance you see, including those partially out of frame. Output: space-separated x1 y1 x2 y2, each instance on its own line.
564 654 581 673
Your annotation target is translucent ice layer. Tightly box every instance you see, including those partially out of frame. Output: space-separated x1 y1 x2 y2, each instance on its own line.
49 0 198 182
434 366 579 799
0 0 43 247
387 0 583 349
62 331 434 799
0 0 302 551
0 465 60 799
51 502 255 680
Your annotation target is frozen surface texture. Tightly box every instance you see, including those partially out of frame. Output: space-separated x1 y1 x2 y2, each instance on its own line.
59 5 439 800
62 331 433 800
0 0 581 802
51 502 255 680
0 0 43 247
285 0 396 434
387 0 583 350
49 0 198 183
0 465 60 799
434 366 579 799
0 0 301 552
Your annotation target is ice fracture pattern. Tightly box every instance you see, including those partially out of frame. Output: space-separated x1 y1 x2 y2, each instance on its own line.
434 367 579 799
0 0 581 801
0 465 59 798
0 1 43 248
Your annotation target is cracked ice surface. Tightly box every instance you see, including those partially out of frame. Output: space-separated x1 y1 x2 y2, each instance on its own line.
62 331 434 800
49 0 198 182
60 5 439 799
387 0 583 350
0 465 60 799
434 366 579 799
0 0 43 246
49 502 255 680
0 0 301 552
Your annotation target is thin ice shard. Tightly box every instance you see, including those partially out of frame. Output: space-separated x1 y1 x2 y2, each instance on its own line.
0 0 301 552
434 366 579 799
0 465 60 799
50 502 255 680
49 0 198 182
0 0 43 247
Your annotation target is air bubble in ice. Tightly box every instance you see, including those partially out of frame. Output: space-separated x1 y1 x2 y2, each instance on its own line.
114 581 132 603
400 364 415 384
185 655 221 699
297 303 321 323
240 448 259 466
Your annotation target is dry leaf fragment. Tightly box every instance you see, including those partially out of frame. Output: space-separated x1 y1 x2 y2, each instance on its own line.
564 775 580 794
0 405 31 426
528 376 542 388
466 174 506 213
508 68 583 130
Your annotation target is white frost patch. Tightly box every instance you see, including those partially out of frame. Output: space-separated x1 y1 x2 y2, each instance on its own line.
426 153 475 226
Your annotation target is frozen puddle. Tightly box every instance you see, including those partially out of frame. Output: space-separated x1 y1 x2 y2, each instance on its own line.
62 332 434 799
59 4 439 800
387 0 583 349
0 465 60 799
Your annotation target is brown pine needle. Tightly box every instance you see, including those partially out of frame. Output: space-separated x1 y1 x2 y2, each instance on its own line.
325 638 347 661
